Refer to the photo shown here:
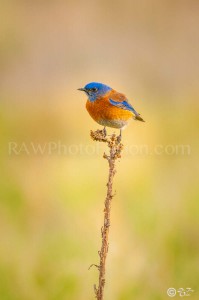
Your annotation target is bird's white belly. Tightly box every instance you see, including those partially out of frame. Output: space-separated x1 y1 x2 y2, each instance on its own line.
97 119 128 129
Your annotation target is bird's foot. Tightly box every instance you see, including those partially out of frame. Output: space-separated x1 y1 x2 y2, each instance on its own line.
102 127 107 137
117 134 122 144
116 129 122 143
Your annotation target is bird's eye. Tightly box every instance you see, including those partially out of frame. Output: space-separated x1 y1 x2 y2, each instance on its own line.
91 88 98 92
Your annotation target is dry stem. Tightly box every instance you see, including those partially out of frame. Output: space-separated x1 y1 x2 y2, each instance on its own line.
90 129 123 300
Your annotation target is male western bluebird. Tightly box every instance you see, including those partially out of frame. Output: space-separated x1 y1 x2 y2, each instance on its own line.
78 82 144 141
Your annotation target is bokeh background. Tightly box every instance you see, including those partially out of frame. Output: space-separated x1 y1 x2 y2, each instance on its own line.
0 1 199 299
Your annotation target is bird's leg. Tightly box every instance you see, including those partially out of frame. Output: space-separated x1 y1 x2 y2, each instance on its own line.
117 129 122 143
103 127 107 137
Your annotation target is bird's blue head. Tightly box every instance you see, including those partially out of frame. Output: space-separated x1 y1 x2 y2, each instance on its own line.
78 82 112 102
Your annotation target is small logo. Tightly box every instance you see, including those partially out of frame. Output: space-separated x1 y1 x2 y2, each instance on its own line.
167 287 194 297
167 288 177 297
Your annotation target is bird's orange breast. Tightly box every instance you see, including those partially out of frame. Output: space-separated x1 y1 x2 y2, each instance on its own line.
86 96 133 124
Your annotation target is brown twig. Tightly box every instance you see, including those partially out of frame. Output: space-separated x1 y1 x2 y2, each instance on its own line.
90 129 123 300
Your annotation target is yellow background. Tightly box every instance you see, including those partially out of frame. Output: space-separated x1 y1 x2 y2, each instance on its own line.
0 1 199 299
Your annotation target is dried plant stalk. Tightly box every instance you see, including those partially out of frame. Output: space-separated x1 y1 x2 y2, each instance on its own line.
90 129 123 300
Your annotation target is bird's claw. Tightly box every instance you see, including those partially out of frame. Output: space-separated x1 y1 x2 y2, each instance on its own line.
117 135 122 143
103 127 107 137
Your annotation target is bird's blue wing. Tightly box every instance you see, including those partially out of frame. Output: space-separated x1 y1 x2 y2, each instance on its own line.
109 99 138 115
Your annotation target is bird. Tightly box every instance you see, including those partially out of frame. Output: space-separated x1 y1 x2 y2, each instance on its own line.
78 82 144 141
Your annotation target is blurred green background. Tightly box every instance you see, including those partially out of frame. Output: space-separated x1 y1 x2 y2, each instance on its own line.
0 1 199 299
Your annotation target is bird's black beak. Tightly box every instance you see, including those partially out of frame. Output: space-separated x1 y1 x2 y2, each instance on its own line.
77 88 86 92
